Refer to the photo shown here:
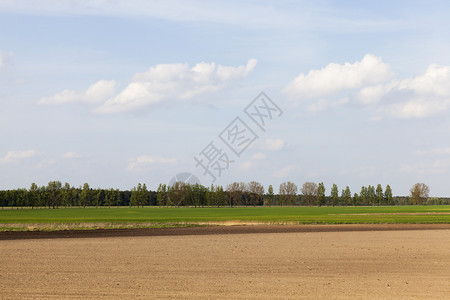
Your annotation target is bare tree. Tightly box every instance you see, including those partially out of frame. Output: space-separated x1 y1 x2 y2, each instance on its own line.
279 182 298 206
410 183 430 205
301 182 318 206
247 181 264 206
226 182 247 207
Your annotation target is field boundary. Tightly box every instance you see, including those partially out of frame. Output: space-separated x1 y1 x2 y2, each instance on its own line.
1 223 450 241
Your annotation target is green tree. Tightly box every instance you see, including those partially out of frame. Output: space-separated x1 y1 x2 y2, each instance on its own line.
376 184 384 205
367 185 376 206
353 193 359 206
360 186 367 205
29 182 39 209
47 181 62 209
130 186 138 207
190 184 206 207
93 188 103 207
410 183 430 205
104 188 115 207
331 184 339 207
342 186 351 206
266 185 274 206
206 184 214 206
140 183 149 207
61 182 72 207
114 189 121 206
80 183 91 207
216 185 225 207
316 182 326 207
168 182 190 206
157 184 166 207
384 185 393 205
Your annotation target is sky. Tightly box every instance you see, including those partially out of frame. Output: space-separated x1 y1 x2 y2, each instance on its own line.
1 0 450 196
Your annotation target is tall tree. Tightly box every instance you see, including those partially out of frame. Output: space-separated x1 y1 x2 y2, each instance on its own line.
114 189 121 206
359 186 367 206
206 184 215 206
384 185 393 205
247 181 264 206
80 183 91 208
331 184 339 207
93 188 104 208
301 182 318 206
157 184 166 207
226 182 245 207
47 181 62 209
168 182 190 206
104 188 114 207
130 186 138 207
376 184 384 206
367 185 376 206
316 182 326 207
216 185 225 207
266 185 274 206
279 182 297 206
353 193 359 206
410 183 430 205
140 183 149 207
29 182 39 209
342 186 351 206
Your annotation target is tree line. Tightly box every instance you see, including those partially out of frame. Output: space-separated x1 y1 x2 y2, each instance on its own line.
0 181 447 209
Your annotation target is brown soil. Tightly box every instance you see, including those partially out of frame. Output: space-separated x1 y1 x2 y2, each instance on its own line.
1 225 449 299
1 223 450 240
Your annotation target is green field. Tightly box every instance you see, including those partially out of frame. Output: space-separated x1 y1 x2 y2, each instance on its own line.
1 205 449 231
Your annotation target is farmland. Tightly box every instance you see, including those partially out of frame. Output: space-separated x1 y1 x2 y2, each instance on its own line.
1 205 449 231
2 227 449 299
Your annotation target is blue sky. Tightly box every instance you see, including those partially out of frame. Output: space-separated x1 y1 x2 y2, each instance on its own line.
1 1 450 196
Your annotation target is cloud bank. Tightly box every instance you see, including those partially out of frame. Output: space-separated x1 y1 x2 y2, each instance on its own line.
0 51 13 70
0 150 36 164
39 59 257 113
39 80 116 105
285 54 450 119
284 54 393 99
96 59 257 113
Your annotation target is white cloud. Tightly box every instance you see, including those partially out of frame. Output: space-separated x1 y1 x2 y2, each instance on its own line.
286 54 450 119
61 152 83 159
399 158 450 175
0 150 36 164
252 152 266 160
284 54 393 100
0 51 13 69
307 97 350 113
95 59 257 114
357 64 450 119
239 161 253 171
273 165 297 178
265 138 285 151
414 148 450 156
127 155 177 171
39 80 116 105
